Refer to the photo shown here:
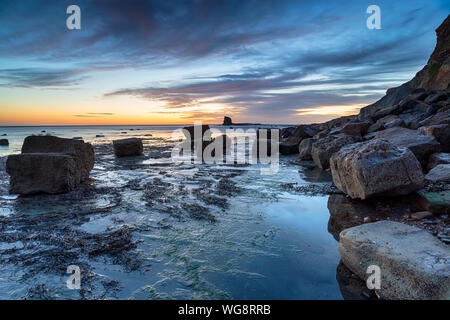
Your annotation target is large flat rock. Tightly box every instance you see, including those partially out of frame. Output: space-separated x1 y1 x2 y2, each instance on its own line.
330 139 424 199
6 153 77 195
339 221 450 300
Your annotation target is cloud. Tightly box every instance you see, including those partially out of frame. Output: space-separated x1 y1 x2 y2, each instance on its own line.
0 68 86 88
73 113 115 117
1 0 449 122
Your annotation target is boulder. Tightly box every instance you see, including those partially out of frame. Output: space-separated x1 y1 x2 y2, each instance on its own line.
418 107 450 127
332 121 371 136
280 126 295 139
374 127 441 166
358 82 414 121
324 115 357 130
368 115 405 133
330 139 424 200
223 116 232 126
427 152 450 170
298 138 314 160
279 142 300 155
339 221 450 300
113 138 143 157
425 164 450 183
0 139 9 146
21 135 94 182
6 153 78 194
311 134 361 169
419 124 450 152
279 124 319 155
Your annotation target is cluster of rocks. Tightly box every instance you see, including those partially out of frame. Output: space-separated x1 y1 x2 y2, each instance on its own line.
280 15 450 299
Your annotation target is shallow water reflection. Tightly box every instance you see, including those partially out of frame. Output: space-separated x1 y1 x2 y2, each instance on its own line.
0 125 346 299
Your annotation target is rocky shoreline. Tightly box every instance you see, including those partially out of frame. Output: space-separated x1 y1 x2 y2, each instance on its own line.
274 15 450 299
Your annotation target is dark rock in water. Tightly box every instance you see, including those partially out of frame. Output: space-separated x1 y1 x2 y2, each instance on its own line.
427 152 450 170
330 139 424 200
339 221 450 300
336 261 377 300
223 116 232 126
113 138 143 157
374 127 441 166
327 194 375 240
425 164 450 183
419 124 450 152
311 134 361 169
299 163 332 183
279 124 318 155
0 139 9 146
95 134 105 138
298 138 314 160
182 124 211 141
22 135 94 182
279 142 299 155
280 126 295 139
1 134 6 136
6 153 78 194
73 137 83 140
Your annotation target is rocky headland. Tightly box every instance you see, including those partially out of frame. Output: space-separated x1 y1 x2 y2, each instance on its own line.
276 14 450 299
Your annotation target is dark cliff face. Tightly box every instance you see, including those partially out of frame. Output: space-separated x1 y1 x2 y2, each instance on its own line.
358 15 450 120
410 14 450 90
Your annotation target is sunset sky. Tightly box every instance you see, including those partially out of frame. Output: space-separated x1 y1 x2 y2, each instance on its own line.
0 0 449 126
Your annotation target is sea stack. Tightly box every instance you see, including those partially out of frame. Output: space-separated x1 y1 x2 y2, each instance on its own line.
223 116 233 126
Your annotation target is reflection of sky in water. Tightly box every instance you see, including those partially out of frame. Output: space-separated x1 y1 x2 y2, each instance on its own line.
0 126 342 299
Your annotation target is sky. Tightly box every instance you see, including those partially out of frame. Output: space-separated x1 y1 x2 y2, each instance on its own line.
0 0 449 126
